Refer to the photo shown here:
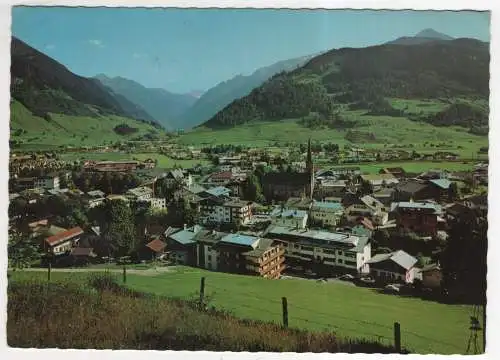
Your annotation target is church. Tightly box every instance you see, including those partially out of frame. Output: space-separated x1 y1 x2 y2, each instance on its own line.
261 139 315 202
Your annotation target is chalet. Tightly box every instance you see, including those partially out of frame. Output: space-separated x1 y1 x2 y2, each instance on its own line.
166 225 203 265
164 169 192 188
345 195 388 226
394 180 435 202
365 250 419 284
463 194 487 212
126 186 153 202
427 179 452 202
390 201 444 236
270 208 308 229
145 238 167 260
265 225 371 275
44 227 84 255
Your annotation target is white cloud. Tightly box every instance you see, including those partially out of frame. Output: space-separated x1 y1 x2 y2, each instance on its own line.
88 39 105 48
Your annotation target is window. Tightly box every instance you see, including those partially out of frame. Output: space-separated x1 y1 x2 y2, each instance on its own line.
208 255 212 261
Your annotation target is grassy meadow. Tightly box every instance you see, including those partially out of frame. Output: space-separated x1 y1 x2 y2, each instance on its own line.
10 100 166 149
9 267 481 354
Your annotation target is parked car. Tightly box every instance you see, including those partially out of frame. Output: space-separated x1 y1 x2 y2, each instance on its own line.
356 275 376 286
337 274 355 281
384 283 402 293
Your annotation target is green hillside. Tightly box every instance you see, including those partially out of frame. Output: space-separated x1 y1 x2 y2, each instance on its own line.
201 38 489 137
10 100 165 149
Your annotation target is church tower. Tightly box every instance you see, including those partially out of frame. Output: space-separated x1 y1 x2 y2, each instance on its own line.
306 138 314 199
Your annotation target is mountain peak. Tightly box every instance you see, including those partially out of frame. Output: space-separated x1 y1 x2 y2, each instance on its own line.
415 28 454 40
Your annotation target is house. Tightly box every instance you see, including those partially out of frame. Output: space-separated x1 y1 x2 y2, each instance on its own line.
44 227 84 255
145 238 167 260
379 167 406 179
417 169 449 181
372 188 396 207
418 263 443 289
365 250 419 284
199 197 253 226
34 174 60 190
463 194 487 212
214 233 285 279
394 179 435 202
203 171 236 186
310 201 344 227
345 195 388 226
390 201 444 236
92 161 140 172
69 247 97 265
265 225 371 275
85 190 106 208
428 178 452 202
166 225 203 265
359 173 399 190
270 208 308 229
126 186 153 202
261 172 313 202
164 169 193 189
194 229 226 270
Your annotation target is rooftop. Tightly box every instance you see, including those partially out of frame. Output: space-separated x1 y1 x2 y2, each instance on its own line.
311 201 344 211
270 208 308 218
266 225 362 247
127 186 153 198
45 227 83 246
205 186 231 198
219 233 260 248
146 238 167 253
390 201 442 214
168 225 203 245
429 178 452 190
366 250 417 270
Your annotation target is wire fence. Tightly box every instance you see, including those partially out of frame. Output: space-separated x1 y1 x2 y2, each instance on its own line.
203 278 477 354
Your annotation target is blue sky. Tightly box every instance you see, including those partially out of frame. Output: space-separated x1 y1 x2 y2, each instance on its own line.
12 7 490 94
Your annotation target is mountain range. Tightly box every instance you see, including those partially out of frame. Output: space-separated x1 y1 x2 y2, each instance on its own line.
10 29 490 147
201 36 489 131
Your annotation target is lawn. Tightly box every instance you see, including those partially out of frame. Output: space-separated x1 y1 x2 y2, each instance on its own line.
328 161 477 174
9 267 481 354
178 116 488 159
10 100 167 149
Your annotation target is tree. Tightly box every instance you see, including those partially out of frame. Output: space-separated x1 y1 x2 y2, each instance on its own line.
440 209 487 304
99 200 137 258
242 174 265 203
8 230 41 270
357 180 374 196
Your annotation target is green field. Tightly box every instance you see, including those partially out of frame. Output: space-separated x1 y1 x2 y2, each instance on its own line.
59 151 209 168
179 116 488 157
10 100 166 148
330 161 477 174
10 267 481 354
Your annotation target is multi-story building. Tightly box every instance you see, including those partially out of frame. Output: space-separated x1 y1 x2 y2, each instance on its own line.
270 208 308 229
390 201 444 236
310 201 344 227
166 225 203 265
199 197 253 226
195 232 285 279
265 225 371 275
35 174 60 190
126 186 153 202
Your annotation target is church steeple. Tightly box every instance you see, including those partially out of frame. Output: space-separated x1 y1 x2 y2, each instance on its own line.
306 138 314 200
306 138 313 173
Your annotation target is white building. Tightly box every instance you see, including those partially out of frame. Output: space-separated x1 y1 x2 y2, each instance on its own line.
265 225 371 274
345 195 388 226
270 208 308 229
365 250 420 284
35 174 60 190
200 197 253 226
126 186 153 202
310 201 344 227
150 197 167 210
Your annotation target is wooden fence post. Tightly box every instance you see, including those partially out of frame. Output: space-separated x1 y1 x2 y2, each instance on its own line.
282 297 288 328
394 322 401 353
199 277 206 308
48 261 52 282
123 266 127 284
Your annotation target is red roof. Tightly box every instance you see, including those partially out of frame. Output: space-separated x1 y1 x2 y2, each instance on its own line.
146 238 167 253
45 227 84 246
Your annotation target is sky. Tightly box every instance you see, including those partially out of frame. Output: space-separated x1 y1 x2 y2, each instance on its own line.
11 7 490 94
